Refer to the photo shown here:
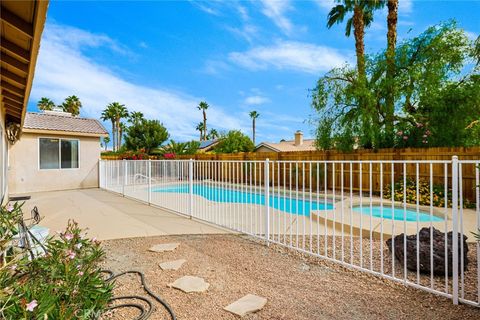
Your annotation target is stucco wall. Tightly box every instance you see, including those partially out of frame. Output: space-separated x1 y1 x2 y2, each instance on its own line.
9 132 101 194
0 108 7 204
255 146 277 153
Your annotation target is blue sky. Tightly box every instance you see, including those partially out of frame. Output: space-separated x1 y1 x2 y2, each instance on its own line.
28 0 479 144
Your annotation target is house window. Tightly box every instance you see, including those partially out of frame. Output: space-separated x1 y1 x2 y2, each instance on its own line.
39 138 79 169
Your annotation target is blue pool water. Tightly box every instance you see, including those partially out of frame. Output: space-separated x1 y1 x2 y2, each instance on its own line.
153 184 333 216
352 206 444 222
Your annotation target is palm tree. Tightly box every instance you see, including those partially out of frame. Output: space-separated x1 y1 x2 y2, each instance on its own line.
197 101 209 140
128 111 144 125
61 95 82 116
327 0 382 83
101 105 117 151
118 122 127 149
103 136 110 151
196 122 205 141
207 128 219 140
249 111 260 145
385 0 398 145
37 97 55 111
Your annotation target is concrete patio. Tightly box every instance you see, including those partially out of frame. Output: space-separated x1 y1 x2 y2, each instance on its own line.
15 188 228 240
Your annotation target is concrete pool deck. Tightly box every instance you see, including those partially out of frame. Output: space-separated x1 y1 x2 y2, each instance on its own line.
13 188 229 240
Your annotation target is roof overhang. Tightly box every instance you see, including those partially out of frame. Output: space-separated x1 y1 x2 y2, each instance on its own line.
1 0 49 125
22 128 109 138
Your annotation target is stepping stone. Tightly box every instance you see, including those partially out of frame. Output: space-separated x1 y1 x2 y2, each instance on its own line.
148 243 180 253
224 294 267 317
159 259 186 271
168 276 209 293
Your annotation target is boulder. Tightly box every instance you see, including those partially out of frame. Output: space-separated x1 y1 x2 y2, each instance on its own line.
386 227 468 276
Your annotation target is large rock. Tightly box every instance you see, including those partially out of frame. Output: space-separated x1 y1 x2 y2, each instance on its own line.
386 227 468 276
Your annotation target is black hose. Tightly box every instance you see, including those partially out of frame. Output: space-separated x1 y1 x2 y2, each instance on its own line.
100 270 176 320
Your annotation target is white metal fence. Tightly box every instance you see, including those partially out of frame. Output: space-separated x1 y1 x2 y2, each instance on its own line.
99 157 479 307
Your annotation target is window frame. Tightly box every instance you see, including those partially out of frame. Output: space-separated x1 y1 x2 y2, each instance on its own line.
38 137 80 171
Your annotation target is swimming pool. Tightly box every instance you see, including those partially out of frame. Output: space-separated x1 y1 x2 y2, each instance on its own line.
153 184 334 216
352 205 444 222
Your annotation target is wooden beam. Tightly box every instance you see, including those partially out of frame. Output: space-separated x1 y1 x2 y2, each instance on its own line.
5 106 22 117
0 52 29 73
2 90 23 103
1 68 27 86
3 97 24 110
1 80 24 96
0 37 30 61
0 6 34 38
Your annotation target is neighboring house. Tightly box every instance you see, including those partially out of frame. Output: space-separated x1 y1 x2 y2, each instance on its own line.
255 131 316 153
198 139 220 152
0 0 49 203
8 111 108 194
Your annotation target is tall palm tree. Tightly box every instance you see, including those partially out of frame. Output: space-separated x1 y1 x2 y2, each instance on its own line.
128 111 144 125
101 104 117 151
118 122 127 149
112 103 128 151
197 101 209 140
196 122 205 141
327 0 382 83
385 0 398 145
249 111 260 146
61 95 82 116
37 97 55 111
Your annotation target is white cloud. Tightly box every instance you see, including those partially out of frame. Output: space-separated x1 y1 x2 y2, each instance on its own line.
465 31 478 41
399 0 413 14
229 40 350 74
31 23 245 141
244 95 270 105
315 0 336 11
259 0 294 35
189 0 221 16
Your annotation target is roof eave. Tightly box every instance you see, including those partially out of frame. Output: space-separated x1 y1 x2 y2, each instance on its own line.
22 128 108 138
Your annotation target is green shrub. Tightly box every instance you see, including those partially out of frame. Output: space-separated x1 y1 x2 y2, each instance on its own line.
0 204 112 319
383 178 474 208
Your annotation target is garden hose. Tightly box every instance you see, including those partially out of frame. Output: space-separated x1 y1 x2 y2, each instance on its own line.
100 270 176 320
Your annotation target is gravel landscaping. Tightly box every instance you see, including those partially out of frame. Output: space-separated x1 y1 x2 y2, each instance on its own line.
100 234 479 319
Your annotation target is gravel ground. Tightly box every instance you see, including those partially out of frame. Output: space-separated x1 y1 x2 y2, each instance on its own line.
100 234 479 320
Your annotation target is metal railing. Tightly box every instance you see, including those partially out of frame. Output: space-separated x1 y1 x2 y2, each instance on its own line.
99 157 479 307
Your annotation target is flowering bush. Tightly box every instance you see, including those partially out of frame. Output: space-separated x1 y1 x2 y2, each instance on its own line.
383 178 474 208
163 153 175 159
0 204 112 319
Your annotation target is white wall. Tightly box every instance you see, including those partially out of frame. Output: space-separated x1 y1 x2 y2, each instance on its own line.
9 132 102 194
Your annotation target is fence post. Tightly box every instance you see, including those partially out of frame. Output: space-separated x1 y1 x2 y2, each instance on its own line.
123 159 127 196
265 158 270 245
189 159 193 219
148 159 152 204
451 155 459 305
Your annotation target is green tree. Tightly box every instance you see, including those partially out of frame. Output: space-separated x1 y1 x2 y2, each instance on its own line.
249 111 260 146
384 0 398 145
124 119 169 154
61 95 82 116
196 122 205 141
37 97 55 111
128 111 144 125
197 101 209 140
103 136 110 151
162 140 200 155
214 130 254 153
207 128 219 140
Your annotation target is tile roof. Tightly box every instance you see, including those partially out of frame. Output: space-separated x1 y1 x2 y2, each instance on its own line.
23 112 108 136
256 139 317 152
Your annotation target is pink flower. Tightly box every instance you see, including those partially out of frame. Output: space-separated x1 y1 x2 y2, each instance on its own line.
10 264 17 271
75 243 82 249
416 122 423 128
6 204 14 212
66 250 76 260
425 129 431 136
91 237 97 242
26 300 37 312
403 136 408 140
396 131 403 136
78 271 84 276
64 233 74 241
